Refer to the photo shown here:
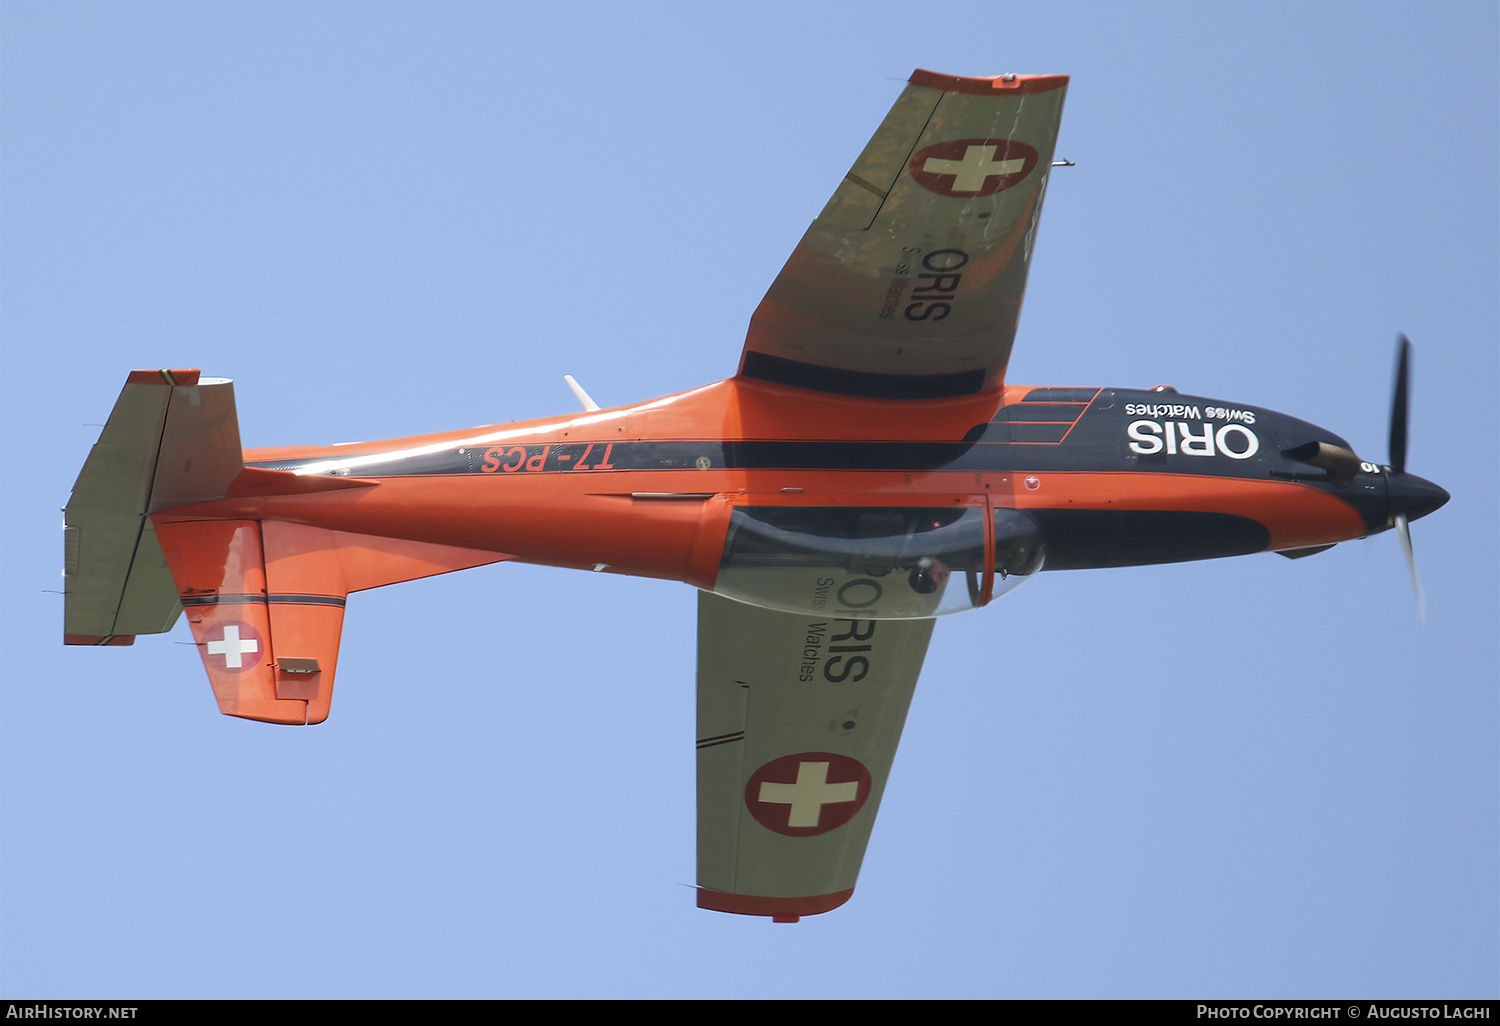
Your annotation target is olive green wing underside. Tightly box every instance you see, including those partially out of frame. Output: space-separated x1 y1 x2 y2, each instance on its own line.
741 71 1069 399
695 591 934 920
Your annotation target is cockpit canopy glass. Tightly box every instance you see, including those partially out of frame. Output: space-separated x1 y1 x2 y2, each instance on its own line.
713 506 1043 619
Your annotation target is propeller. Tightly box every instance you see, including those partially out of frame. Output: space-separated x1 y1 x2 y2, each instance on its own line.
1278 335 1446 612
1394 510 1423 620
1384 335 1443 619
1389 334 1411 476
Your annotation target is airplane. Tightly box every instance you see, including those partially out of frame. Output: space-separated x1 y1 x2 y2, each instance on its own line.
63 69 1449 923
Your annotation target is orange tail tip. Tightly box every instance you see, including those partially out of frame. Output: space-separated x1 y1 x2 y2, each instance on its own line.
125 369 201 386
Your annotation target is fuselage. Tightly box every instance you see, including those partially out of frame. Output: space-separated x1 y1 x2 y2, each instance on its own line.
165 377 1442 610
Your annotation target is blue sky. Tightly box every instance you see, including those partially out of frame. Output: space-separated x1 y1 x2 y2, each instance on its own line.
3 1 1495 999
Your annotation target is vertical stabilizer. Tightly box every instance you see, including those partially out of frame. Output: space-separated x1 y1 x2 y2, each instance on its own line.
154 517 510 725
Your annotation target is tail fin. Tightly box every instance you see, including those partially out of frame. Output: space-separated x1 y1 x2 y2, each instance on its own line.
64 370 238 644
154 518 507 725
68 370 510 724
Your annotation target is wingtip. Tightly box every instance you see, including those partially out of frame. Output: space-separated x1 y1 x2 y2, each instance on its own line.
908 69 1069 95
696 887 854 921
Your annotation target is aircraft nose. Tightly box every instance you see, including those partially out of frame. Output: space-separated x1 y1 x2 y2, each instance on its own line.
1388 471 1449 523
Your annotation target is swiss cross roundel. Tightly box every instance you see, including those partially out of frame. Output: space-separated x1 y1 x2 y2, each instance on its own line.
745 752 872 837
202 619 264 674
909 138 1039 197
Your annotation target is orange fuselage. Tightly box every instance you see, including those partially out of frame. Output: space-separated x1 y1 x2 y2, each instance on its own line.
161 377 1372 592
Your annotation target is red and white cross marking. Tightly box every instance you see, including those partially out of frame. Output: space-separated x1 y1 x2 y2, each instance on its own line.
908 138 1039 197
203 620 264 673
925 146 1024 191
744 752 872 837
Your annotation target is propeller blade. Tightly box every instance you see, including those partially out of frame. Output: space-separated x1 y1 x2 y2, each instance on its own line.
1389 334 1411 475
1394 512 1426 622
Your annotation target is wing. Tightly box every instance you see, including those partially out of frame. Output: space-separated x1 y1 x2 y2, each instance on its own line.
740 70 1068 399
695 591 934 921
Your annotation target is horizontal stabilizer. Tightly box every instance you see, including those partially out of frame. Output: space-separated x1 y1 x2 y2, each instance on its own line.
65 369 240 642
